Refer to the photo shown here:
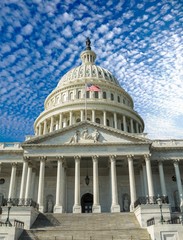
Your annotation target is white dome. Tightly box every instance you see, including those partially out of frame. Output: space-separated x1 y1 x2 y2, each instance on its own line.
57 49 120 88
34 39 144 136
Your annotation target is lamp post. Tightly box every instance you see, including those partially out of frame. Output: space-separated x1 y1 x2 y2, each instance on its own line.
157 197 164 224
5 200 12 226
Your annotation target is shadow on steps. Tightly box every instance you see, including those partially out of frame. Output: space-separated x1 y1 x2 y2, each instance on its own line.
31 213 61 228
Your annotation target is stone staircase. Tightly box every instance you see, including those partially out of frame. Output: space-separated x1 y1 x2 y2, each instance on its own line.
19 213 150 240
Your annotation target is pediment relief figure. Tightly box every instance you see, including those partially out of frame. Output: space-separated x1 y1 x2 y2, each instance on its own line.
68 128 100 144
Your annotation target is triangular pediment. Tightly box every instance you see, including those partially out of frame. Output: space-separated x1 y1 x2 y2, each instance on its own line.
22 121 151 146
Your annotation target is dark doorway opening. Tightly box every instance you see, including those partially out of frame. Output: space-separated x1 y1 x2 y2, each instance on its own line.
81 193 93 213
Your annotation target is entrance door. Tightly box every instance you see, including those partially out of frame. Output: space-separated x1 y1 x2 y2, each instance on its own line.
81 193 93 213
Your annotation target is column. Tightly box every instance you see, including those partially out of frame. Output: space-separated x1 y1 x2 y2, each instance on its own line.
38 124 42 136
173 160 183 208
8 163 17 199
19 158 28 202
114 113 117 129
103 111 107 126
37 157 46 212
70 111 73 125
92 110 95 123
31 170 36 201
158 160 167 197
110 155 120 212
144 155 155 201
80 110 84 121
25 162 32 199
73 156 81 213
127 155 137 211
136 122 139 133
59 113 63 129
130 119 134 133
92 156 101 213
123 115 127 132
50 116 54 132
142 163 148 197
43 120 48 135
54 157 65 213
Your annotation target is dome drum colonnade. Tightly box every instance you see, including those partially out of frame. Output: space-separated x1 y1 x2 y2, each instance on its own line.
34 40 144 137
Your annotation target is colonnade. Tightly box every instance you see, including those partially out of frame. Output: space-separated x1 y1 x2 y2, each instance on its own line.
36 110 142 136
7 156 183 213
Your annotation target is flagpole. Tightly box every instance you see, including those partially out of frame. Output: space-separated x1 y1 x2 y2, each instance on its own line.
84 79 87 121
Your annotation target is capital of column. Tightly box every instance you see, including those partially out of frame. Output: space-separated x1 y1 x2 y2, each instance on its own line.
23 156 30 162
74 155 81 162
144 154 151 161
39 156 47 163
11 162 18 167
92 155 99 162
127 155 134 161
109 155 116 162
173 159 180 164
56 156 65 165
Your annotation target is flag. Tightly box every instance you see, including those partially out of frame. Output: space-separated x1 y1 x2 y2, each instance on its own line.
86 83 100 92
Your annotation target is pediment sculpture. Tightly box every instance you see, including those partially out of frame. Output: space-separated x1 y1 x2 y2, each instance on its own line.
68 128 100 143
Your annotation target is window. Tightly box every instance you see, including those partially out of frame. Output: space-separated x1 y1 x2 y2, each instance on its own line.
96 118 100 124
62 93 66 102
103 91 106 99
121 123 124 131
70 92 74 100
94 91 99 98
118 96 120 103
111 93 114 101
76 118 81 122
78 91 81 99
86 91 90 98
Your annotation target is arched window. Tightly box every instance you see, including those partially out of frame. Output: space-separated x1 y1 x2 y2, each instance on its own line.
118 96 120 103
78 91 81 99
70 92 74 100
103 91 107 99
107 119 110 126
111 93 114 101
96 118 100 124
62 93 66 102
94 91 99 98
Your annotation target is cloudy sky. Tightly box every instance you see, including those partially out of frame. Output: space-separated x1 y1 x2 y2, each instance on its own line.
0 0 183 142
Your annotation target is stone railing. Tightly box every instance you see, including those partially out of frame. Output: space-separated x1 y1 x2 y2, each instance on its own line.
134 196 169 208
2 198 39 209
152 140 183 147
0 220 24 228
0 143 22 149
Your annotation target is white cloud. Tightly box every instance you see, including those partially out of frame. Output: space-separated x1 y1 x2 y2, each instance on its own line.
22 23 33 36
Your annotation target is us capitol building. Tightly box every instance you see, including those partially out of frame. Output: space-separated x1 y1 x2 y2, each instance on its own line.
0 39 183 240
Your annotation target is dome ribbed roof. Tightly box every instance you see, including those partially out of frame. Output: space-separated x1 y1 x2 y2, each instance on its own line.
57 43 120 88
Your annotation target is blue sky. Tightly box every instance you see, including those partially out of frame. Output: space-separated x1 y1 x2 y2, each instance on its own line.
0 0 183 142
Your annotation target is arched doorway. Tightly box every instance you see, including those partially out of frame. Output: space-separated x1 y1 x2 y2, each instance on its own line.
81 193 93 213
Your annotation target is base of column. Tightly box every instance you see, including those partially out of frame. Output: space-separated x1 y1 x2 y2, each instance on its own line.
111 204 120 213
130 204 135 212
73 205 81 213
54 205 63 213
39 205 44 213
92 204 101 213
